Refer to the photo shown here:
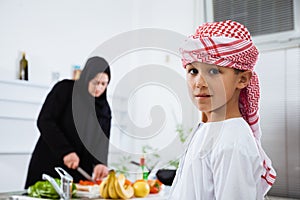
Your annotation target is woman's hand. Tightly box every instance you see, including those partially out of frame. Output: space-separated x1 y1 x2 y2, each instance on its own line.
63 152 80 169
93 164 109 180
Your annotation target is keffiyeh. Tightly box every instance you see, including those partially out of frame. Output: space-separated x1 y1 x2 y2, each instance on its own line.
180 20 276 195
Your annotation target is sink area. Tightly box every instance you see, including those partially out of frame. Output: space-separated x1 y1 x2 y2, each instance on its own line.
0 191 51 200
5 195 167 200
0 191 26 200
8 195 41 200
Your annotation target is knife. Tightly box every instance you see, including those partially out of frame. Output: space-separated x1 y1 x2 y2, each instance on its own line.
77 167 96 183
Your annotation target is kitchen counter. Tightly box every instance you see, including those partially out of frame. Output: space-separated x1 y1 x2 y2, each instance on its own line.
0 188 170 200
0 190 26 200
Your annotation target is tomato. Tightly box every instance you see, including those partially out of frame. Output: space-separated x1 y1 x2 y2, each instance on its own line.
147 179 162 194
78 180 101 185
150 185 160 194
125 179 132 186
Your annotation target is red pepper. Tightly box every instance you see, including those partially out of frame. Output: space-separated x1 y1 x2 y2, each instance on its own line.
79 180 95 185
148 180 162 194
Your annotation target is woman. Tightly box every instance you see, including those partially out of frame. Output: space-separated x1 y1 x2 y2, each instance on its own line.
25 56 112 188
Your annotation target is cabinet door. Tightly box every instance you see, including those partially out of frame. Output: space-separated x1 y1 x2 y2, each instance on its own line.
0 80 48 192
257 49 287 196
286 48 300 197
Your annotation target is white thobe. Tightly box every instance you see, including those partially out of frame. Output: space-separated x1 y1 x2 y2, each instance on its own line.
168 118 264 200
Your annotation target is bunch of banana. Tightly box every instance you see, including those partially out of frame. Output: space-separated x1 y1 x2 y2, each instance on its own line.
100 170 134 199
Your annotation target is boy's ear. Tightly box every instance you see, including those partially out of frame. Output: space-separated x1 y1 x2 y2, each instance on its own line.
237 70 252 89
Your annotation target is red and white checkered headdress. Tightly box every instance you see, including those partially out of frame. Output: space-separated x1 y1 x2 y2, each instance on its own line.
180 20 276 195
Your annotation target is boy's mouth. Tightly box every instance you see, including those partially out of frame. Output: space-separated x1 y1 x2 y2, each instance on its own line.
195 94 212 98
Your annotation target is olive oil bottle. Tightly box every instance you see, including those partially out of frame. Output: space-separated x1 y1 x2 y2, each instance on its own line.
19 52 28 80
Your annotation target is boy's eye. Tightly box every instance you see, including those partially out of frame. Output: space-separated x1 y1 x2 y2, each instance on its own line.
209 68 220 75
188 68 198 75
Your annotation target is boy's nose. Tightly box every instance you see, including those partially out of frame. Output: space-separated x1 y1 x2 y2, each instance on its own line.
195 74 208 88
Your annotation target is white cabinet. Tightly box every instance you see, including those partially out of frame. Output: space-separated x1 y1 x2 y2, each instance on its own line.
0 80 49 192
257 47 300 197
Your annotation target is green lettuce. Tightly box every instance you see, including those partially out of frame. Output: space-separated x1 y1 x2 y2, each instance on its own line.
27 179 77 199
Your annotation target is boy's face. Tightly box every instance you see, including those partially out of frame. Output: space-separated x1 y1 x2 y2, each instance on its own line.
186 62 242 114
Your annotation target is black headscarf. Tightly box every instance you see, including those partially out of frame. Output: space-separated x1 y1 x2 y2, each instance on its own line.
72 56 111 165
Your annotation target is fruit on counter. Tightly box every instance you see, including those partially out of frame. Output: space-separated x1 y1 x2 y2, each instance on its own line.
99 170 134 199
148 179 163 194
132 180 150 198
107 170 119 199
27 178 77 199
115 174 134 199
99 175 110 199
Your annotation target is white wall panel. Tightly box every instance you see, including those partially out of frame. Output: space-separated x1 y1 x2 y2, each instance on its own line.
0 100 41 120
0 80 48 192
0 118 39 153
0 154 31 192
256 49 288 195
286 47 300 197
0 80 49 102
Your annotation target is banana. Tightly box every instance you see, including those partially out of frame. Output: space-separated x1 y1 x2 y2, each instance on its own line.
107 170 119 199
115 173 134 199
99 177 109 199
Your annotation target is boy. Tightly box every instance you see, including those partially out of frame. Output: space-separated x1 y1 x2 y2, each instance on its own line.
168 20 276 199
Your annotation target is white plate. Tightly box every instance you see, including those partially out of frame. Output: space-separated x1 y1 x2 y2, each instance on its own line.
75 184 100 198
75 190 100 198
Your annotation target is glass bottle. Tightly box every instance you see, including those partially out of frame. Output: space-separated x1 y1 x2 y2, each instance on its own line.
19 52 28 80
140 155 149 180
73 65 81 80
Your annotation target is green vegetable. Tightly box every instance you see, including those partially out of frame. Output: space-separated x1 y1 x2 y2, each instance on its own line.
27 178 77 199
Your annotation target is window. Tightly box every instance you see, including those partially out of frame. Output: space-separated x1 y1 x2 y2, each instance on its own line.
204 0 300 43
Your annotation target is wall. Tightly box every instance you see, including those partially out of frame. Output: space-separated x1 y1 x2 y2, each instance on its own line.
0 0 195 84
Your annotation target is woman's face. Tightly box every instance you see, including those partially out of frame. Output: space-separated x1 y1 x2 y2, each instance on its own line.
186 62 241 113
88 72 109 97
